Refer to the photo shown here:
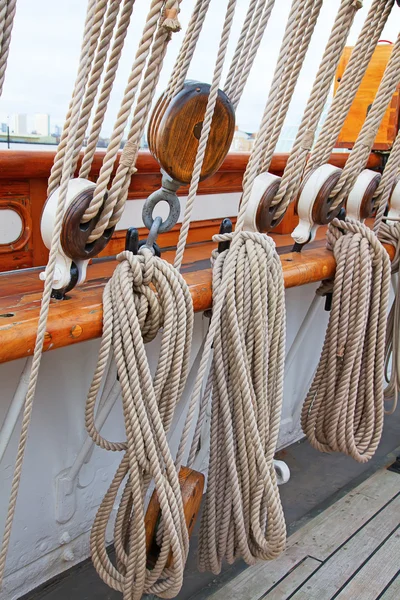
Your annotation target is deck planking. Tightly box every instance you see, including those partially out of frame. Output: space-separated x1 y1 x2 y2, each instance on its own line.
209 469 400 600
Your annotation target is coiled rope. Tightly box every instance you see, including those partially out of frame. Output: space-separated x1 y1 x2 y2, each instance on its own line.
301 219 391 462
86 248 193 599
197 232 286 573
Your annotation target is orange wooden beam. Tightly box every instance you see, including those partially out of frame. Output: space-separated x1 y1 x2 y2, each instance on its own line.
0 242 394 365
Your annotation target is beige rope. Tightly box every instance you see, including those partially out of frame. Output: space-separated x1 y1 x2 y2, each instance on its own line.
260 0 324 172
307 0 395 174
82 0 180 242
224 0 276 109
86 248 194 599
173 0 238 272
329 31 400 212
79 0 136 179
301 218 391 462
272 0 362 219
197 232 286 573
0 0 99 585
48 0 108 197
166 0 211 99
0 0 16 96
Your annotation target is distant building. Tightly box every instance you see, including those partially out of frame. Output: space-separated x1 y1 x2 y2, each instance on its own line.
10 114 28 135
34 114 50 137
0 123 7 133
231 126 255 152
52 124 62 137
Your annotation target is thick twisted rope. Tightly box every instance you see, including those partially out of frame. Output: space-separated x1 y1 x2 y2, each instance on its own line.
301 218 391 462
47 0 109 197
271 0 362 219
260 0 324 172
0 0 16 96
197 232 286 573
329 31 400 212
166 0 211 99
86 248 193 599
378 220 400 414
79 0 136 179
224 0 275 109
0 0 99 586
173 0 238 271
82 1 181 242
307 0 395 174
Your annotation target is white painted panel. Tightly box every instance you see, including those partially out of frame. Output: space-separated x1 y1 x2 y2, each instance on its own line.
0 210 23 244
0 285 331 599
116 192 241 230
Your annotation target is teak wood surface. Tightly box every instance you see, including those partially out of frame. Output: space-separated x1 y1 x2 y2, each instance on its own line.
0 150 383 272
0 231 395 365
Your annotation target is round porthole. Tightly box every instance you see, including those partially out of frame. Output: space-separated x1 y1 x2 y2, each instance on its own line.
0 209 23 244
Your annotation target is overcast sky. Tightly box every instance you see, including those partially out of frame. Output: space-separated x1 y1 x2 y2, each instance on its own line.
0 0 398 136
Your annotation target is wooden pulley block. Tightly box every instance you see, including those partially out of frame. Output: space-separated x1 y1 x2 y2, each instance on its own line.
346 169 381 221
40 178 114 293
144 466 205 568
148 81 236 185
242 172 283 232
292 164 342 245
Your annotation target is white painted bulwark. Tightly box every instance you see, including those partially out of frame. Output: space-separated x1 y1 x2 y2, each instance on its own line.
0 284 329 600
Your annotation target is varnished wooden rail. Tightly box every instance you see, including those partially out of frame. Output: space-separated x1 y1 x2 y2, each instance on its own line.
0 237 395 364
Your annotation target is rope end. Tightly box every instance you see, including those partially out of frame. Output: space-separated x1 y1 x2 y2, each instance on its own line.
163 8 181 32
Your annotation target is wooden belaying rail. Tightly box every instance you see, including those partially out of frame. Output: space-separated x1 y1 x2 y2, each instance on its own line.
0 237 395 365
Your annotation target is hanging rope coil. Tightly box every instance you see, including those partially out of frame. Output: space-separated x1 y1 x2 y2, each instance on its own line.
86 248 194 599
196 231 286 573
301 218 391 463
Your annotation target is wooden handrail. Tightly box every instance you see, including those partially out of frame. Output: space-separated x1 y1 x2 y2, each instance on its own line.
0 237 395 364
0 149 383 181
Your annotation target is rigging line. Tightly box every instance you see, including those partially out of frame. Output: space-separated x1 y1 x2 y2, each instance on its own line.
79 0 136 179
0 0 99 586
329 31 400 211
0 0 16 96
272 0 362 218
307 0 395 173
81 0 180 240
173 0 238 273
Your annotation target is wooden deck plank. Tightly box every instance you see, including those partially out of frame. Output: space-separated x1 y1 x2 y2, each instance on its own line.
209 470 400 600
262 557 321 600
208 546 313 600
334 529 400 600
379 572 400 600
289 494 400 600
287 469 400 561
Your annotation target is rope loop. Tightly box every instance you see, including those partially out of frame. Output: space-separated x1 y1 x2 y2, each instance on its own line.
85 247 194 598
302 217 391 462
196 230 286 572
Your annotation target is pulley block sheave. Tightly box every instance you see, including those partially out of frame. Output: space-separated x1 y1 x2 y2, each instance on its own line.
40 178 114 293
146 81 235 215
